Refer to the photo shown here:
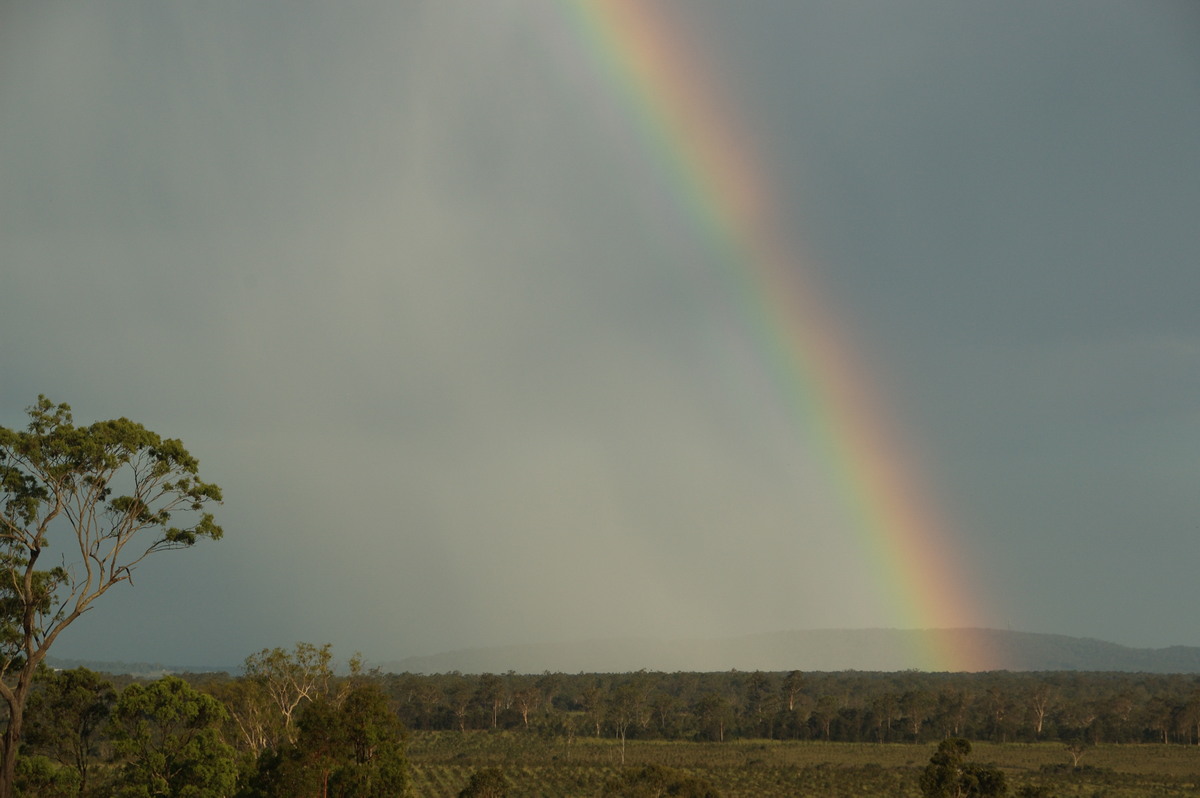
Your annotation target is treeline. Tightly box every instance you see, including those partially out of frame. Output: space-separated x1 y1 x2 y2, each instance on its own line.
380 668 1200 746
21 646 1200 797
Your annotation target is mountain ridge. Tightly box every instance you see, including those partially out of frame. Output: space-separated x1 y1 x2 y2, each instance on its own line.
379 628 1200 674
47 629 1200 676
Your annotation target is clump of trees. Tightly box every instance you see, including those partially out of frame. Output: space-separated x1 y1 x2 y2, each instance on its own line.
18 646 409 798
245 680 407 798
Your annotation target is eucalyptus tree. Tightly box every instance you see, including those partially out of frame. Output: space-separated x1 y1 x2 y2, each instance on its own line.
24 667 116 795
780 670 805 712
0 397 223 798
577 684 605 737
444 676 474 733
1027 683 1056 739
242 643 337 747
249 684 407 798
607 684 643 764
693 692 731 743
108 676 237 798
744 671 778 738
511 685 541 729
919 738 1006 798
473 673 504 729
207 676 275 756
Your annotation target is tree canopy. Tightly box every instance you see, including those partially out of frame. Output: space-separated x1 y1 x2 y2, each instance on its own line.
108 676 237 798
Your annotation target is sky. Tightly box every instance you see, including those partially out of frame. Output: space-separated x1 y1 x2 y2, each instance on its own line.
1 0 1198 668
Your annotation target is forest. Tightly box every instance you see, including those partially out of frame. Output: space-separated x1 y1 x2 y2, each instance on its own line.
15 643 1200 797
381 667 1200 745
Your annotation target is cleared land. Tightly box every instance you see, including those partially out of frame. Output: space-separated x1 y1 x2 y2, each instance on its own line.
407 731 1200 797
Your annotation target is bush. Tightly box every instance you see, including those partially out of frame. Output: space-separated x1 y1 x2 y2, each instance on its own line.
920 738 1006 798
458 766 508 797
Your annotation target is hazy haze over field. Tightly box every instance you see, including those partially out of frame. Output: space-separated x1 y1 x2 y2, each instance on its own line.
2 1 1199 666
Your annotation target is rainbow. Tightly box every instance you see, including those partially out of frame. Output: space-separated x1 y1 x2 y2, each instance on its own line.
567 0 988 671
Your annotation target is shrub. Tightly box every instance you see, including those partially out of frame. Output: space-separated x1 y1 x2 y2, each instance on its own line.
920 738 1007 798
458 766 509 797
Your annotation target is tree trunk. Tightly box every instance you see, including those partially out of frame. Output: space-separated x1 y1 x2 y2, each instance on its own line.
0 702 23 798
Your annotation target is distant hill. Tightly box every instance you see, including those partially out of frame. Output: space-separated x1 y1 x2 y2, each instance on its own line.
46 629 1200 677
379 628 1200 674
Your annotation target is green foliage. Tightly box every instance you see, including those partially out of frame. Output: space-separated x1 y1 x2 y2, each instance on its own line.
328 685 409 797
693 693 732 743
12 755 78 798
23 666 115 793
206 675 276 757
242 642 337 747
383 668 1200 749
0 398 224 659
920 738 1007 798
21 654 1200 798
457 766 508 797
108 676 237 798
247 683 408 798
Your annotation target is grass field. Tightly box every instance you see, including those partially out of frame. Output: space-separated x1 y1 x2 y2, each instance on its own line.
407 731 1200 797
